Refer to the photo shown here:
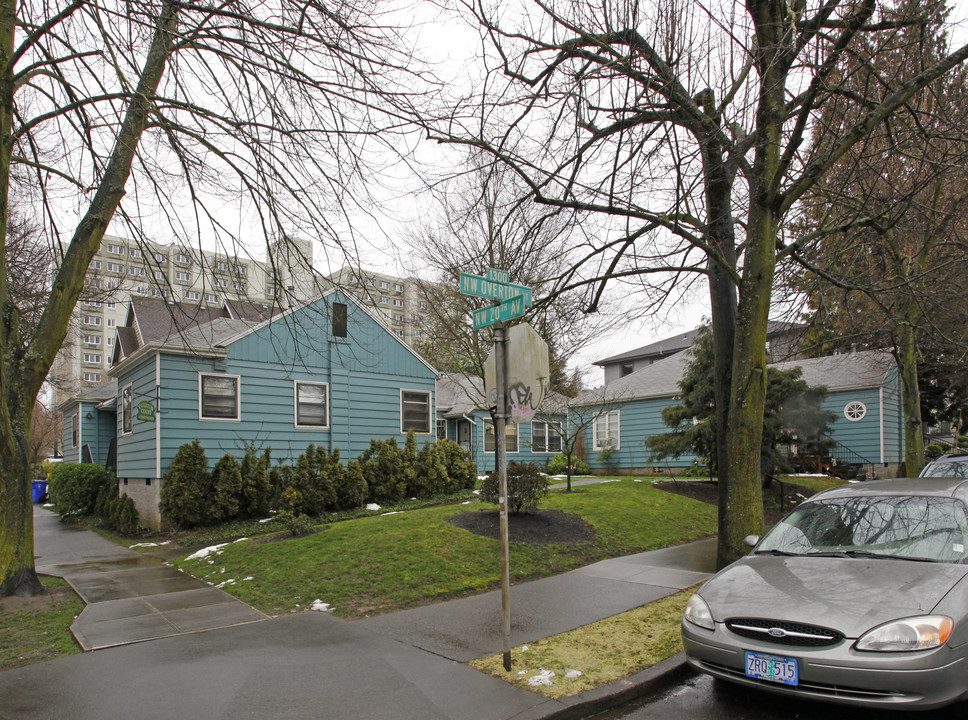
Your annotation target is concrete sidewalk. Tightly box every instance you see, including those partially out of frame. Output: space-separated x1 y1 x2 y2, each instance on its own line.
5 505 715 720
33 507 267 650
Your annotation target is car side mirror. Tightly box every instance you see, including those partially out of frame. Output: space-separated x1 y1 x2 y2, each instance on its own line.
743 534 760 548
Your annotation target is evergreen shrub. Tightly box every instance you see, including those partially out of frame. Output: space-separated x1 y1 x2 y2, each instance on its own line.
480 461 549 514
47 463 115 516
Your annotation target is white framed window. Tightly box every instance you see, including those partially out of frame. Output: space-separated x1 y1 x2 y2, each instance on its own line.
215 277 227 288
89 259 102 270
394 283 404 292
153 252 167 263
81 315 101 326
134 285 147 294
393 298 403 307
105 280 118 290
233 264 247 276
393 313 403 322
199 373 240 421
394 329 403 337
267 287 276 296
106 337 114 346
844 401 867 422
175 270 191 282
379 296 389 305
593 411 620 450
107 318 117 327
205 293 218 303
412 314 423 323
215 260 229 272
150 288 164 298
294 381 329 428
106 244 124 255
84 299 102 308
85 278 100 288
400 389 431 434
128 247 143 259
71 413 78 447
129 266 146 276
121 384 132 434
532 421 562 453
82 334 101 345
82 353 101 364
106 301 116 309
379 280 390 290
365 278 375 287
83 372 101 383
484 420 519 453
153 270 165 280
413 330 423 338
234 281 246 292
174 252 191 264
436 419 447 438
185 290 200 301
267 271 278 282
107 262 124 273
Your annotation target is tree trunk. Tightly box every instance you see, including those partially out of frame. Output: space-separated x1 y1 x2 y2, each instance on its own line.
895 309 924 476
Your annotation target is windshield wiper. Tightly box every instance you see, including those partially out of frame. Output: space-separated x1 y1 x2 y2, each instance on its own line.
753 549 801 556
803 550 891 559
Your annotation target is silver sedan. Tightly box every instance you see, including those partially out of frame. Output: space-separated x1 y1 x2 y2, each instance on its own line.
682 477 968 709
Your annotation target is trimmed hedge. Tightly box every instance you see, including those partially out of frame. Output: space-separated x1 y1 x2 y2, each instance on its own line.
47 463 115 516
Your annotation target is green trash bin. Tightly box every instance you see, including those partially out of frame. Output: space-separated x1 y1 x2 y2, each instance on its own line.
31 480 47 504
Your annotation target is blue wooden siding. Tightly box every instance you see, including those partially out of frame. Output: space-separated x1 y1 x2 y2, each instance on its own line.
116 357 160 478
822 378 904 465
579 398 702 472
114 292 437 478
454 409 566 473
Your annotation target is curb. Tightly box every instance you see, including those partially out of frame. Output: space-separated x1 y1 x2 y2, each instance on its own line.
539 652 696 720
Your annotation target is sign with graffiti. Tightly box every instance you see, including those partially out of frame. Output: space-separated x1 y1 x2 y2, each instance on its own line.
484 322 550 422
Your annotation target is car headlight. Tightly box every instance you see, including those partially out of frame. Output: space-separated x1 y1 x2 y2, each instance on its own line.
683 593 715 630
855 616 953 652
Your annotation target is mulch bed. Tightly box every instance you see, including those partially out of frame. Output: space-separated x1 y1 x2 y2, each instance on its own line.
655 479 816 526
447 509 596 544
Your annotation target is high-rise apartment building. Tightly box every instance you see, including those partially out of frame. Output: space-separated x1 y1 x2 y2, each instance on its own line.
52 235 319 405
326 267 432 346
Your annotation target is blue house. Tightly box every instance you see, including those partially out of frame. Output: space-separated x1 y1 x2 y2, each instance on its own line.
436 373 567 473
60 291 439 528
574 348 904 477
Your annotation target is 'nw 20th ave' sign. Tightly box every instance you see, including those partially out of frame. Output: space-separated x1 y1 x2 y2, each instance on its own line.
460 269 533 330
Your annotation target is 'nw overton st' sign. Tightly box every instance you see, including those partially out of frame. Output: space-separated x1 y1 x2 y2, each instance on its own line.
459 273 533 307
472 295 527 330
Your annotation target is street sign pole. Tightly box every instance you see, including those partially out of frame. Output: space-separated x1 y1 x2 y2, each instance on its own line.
494 321 513 672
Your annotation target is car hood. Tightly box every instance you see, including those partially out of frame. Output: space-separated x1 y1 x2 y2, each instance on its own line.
699 555 968 637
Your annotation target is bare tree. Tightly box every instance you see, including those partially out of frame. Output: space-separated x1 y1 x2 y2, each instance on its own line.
406 154 612 391
425 0 968 566
0 1 427 597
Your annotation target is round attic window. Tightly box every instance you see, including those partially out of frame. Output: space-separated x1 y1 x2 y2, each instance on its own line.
844 401 867 422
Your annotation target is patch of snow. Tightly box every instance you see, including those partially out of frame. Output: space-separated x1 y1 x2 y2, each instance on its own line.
472 489 481 495
258 517 274 523
599 479 621 483
215 578 236 589
633 479 643 483
789 473 829 477
381 511 403 516
185 542 230 561
243 576 254 581
565 669 583 679
43 503 55 508
528 670 555 687
461 501 472 505
366 503 382 511
517 671 527 676
520 645 529 652
129 542 160 548
310 599 334 612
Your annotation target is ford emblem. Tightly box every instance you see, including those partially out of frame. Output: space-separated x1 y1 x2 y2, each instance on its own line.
768 627 787 638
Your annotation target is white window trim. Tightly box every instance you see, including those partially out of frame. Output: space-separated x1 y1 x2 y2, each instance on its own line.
121 384 133 436
198 372 241 422
593 410 621 450
293 380 329 429
484 419 520 454
400 388 432 434
844 401 867 422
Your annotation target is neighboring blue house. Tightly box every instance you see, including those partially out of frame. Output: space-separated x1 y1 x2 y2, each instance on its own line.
436 373 568 473
574 348 904 477
60 291 438 528
58 380 118 467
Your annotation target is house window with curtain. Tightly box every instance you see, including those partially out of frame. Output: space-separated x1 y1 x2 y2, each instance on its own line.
593 411 620 450
294 382 328 427
199 373 240 420
401 390 431 433
484 420 518 453
532 421 562 453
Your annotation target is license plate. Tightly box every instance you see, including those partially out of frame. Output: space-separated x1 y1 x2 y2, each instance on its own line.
745 651 798 686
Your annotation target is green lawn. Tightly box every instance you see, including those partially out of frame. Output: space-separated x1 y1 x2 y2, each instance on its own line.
173 479 717 618
0 577 83 671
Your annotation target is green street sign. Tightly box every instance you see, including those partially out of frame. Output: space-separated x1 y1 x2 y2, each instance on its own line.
473 295 528 329
486 268 510 284
459 273 533 306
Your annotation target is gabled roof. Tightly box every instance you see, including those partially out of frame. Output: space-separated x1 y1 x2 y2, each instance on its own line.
56 378 118 412
436 372 568 418
223 299 283 323
594 320 803 367
575 347 896 406
128 297 228 345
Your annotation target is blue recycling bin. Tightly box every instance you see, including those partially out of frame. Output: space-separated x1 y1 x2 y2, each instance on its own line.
31 480 47 504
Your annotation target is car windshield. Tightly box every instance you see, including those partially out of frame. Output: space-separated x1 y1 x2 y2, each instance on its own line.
920 460 968 478
756 495 968 563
